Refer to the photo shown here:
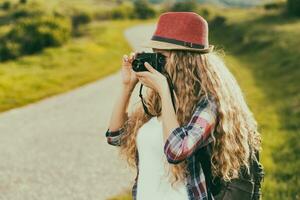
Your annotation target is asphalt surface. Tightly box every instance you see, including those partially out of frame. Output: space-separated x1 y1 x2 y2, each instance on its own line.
0 24 156 200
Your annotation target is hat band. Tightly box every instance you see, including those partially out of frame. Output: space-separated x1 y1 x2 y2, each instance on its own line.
151 35 206 49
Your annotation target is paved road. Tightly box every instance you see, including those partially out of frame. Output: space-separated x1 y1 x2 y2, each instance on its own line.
0 24 156 200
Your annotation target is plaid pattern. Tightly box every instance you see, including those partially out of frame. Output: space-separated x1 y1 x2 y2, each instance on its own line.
105 97 218 200
105 126 125 146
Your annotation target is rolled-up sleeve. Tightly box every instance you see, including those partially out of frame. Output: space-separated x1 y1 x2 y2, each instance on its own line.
164 98 218 164
105 126 126 146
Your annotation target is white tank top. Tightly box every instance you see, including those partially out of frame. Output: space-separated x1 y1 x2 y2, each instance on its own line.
136 116 189 200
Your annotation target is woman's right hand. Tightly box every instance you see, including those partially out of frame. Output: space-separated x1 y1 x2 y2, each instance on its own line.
121 52 139 91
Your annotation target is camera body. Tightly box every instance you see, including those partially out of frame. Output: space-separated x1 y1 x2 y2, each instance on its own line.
132 52 166 73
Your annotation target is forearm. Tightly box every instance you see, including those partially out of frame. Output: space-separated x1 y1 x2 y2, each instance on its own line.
108 85 134 132
160 86 180 143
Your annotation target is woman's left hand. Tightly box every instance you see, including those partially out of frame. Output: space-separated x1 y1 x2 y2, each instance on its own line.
135 62 169 96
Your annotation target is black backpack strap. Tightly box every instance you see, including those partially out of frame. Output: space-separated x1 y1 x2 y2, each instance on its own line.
200 141 265 200
198 142 221 200
251 149 264 200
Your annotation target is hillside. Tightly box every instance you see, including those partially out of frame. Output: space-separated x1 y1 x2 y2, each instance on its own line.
208 6 300 200
148 0 267 7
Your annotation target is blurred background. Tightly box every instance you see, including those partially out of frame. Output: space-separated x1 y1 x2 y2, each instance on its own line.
0 0 299 200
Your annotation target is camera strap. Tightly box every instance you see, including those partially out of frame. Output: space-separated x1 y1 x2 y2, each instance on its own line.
139 72 176 117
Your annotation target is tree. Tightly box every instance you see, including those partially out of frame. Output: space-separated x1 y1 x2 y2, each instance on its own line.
71 10 92 35
133 0 156 19
2 1 11 10
20 0 27 4
170 0 197 12
287 0 300 16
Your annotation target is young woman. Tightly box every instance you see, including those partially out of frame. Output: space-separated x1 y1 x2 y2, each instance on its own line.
105 12 261 200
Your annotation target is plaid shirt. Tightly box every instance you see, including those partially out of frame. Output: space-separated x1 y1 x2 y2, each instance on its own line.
105 97 218 200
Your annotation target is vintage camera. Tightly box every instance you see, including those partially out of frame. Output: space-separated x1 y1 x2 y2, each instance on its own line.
132 52 166 73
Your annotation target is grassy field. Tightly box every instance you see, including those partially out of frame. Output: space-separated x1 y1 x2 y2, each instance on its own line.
0 19 154 112
108 5 300 200
1 0 118 9
209 6 299 200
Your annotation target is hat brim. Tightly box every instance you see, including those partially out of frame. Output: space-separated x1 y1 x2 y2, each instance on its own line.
140 40 214 53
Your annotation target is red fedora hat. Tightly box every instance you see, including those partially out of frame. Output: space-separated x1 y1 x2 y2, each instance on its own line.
141 12 214 53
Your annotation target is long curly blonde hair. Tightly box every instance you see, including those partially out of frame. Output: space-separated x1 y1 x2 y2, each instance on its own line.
119 49 261 186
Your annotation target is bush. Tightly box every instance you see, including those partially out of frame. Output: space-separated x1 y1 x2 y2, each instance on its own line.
94 4 134 20
19 0 27 4
264 2 285 10
210 16 227 28
0 41 21 60
198 8 210 19
111 4 134 19
10 4 44 20
2 1 11 10
94 9 113 20
287 0 300 16
171 0 197 12
0 16 71 61
72 11 92 29
133 0 156 19
111 8 126 19
71 10 92 35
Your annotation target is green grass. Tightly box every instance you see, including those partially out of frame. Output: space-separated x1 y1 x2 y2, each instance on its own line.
0 19 154 112
2 0 118 9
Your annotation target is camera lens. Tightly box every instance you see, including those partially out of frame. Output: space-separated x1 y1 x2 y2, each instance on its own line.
158 56 164 64
132 60 143 72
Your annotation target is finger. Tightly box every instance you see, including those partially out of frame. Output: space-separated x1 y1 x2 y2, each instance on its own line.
137 77 146 85
123 55 129 62
124 55 129 62
123 55 131 67
129 52 135 61
144 62 157 73
135 71 150 77
135 74 144 79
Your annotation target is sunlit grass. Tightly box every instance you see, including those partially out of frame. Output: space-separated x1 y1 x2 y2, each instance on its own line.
0 19 154 112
